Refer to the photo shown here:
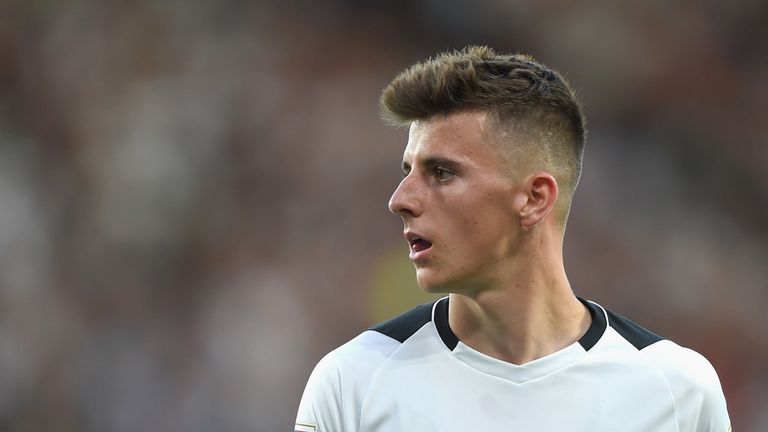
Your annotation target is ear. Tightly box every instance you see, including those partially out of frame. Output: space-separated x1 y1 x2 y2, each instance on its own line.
519 172 558 228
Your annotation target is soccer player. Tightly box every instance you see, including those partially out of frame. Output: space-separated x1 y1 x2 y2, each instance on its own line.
295 46 731 431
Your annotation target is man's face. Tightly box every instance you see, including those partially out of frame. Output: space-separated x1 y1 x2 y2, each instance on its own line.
389 111 526 294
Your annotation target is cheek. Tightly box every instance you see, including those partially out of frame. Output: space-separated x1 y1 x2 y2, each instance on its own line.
461 201 518 249
437 184 518 248
462 192 516 225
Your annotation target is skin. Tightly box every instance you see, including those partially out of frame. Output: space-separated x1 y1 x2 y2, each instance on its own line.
388 111 590 365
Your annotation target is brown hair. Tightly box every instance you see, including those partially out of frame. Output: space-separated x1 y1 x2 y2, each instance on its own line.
380 45 586 225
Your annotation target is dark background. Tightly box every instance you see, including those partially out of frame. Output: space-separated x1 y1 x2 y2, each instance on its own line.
0 1 766 430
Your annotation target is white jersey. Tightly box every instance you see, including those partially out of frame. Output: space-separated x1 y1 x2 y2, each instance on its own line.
295 297 730 432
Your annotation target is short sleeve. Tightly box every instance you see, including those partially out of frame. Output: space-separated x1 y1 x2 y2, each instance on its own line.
645 341 731 432
295 353 345 432
294 331 403 432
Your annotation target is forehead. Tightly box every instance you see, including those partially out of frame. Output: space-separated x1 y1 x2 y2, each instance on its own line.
403 111 503 164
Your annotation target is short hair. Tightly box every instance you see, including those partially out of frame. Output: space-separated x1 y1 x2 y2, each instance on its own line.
380 46 586 225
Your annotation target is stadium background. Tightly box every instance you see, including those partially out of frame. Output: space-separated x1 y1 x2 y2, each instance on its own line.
0 1 766 430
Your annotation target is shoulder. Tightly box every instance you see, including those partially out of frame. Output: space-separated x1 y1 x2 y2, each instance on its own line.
603 307 664 350
316 329 405 380
604 306 726 406
296 300 440 432
310 299 438 381
641 340 731 431
641 339 721 389
295 331 401 431
369 301 436 342
595 302 731 431
311 299 439 386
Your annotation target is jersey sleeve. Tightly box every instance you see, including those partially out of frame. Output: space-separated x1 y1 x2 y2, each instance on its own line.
645 341 731 432
295 353 345 432
295 331 403 432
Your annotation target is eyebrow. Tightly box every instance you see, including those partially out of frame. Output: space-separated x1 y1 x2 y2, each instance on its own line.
402 156 462 172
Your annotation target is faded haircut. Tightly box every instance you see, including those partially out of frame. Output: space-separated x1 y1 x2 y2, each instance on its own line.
380 46 586 226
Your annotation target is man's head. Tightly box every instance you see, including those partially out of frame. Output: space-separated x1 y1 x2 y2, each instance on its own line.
381 46 585 226
382 46 586 293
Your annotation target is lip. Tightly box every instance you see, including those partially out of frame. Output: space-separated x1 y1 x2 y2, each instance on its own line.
409 247 432 263
404 231 433 263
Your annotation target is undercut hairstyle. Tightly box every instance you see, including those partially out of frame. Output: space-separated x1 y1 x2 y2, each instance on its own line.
380 46 586 226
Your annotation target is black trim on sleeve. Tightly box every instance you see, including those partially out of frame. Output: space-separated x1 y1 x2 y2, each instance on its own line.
578 298 607 351
433 297 459 350
369 302 435 343
605 309 664 350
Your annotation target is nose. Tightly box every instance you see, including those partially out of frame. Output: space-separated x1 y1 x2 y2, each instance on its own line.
388 175 421 217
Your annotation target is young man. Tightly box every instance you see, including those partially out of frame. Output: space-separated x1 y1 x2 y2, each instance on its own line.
295 46 730 431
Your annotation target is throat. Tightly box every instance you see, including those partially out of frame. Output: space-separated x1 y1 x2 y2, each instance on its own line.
447 292 591 365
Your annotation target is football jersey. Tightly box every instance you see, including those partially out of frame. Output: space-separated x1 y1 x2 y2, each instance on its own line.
295 297 730 431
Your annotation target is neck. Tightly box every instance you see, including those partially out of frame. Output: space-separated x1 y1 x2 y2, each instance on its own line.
447 238 590 365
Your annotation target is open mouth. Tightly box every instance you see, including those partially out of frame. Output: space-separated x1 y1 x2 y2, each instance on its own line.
409 238 433 253
404 231 433 260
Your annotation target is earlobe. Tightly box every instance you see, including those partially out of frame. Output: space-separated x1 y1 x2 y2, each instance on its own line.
519 173 558 228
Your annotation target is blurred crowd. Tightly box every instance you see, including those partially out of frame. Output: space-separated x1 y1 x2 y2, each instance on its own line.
0 1 766 430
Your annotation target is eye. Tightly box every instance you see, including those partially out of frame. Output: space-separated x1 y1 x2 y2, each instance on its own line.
400 163 411 179
434 167 455 182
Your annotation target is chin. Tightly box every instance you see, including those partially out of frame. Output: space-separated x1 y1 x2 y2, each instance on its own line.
418 284 450 294
417 267 484 296
416 271 453 294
